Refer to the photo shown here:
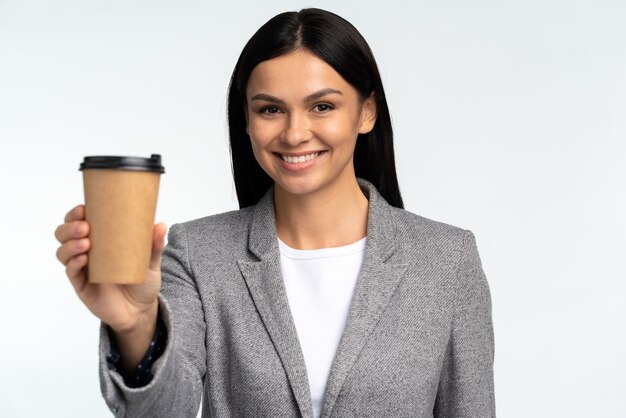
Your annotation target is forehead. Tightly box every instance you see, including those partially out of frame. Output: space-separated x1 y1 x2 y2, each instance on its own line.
246 49 357 99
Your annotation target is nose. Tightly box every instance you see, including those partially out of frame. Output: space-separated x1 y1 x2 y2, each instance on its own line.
280 112 312 146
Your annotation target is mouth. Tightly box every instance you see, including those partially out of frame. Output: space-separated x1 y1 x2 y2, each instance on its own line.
274 151 324 164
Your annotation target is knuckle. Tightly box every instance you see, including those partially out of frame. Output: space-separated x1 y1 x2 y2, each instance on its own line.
56 223 71 243
77 238 89 251
56 246 66 264
72 222 82 237
77 221 89 237
70 221 87 239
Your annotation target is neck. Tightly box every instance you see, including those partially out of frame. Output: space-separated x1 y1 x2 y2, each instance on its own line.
274 177 369 250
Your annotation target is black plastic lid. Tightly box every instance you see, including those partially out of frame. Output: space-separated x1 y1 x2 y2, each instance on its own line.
79 154 165 173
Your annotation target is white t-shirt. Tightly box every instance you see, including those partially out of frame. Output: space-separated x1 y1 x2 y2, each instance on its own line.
278 236 366 418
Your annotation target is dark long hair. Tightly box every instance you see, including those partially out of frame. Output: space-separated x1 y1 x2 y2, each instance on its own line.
228 8 403 209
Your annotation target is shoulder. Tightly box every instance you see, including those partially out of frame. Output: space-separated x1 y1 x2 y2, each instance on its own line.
384 206 478 266
390 206 471 246
361 178 475 259
178 206 254 236
383 207 489 308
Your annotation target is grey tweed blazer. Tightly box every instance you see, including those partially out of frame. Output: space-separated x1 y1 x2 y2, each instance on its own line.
99 179 495 417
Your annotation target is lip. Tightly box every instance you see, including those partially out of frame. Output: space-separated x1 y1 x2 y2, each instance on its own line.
273 151 326 172
274 151 325 157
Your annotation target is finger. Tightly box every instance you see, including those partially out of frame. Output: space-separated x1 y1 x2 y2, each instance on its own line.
148 223 167 272
55 220 89 244
66 254 89 294
56 238 90 266
64 204 86 223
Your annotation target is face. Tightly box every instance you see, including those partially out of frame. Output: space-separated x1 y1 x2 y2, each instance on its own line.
245 49 377 198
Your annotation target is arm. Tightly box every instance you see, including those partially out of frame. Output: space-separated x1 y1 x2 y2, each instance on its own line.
434 231 496 417
99 223 207 417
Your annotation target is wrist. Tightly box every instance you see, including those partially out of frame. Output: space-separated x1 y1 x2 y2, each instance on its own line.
110 301 159 372
111 300 159 335
107 307 167 387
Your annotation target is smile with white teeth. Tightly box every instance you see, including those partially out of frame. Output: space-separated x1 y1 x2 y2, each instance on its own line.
280 152 320 163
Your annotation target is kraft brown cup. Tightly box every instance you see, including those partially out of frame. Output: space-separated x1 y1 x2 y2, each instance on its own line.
80 155 165 284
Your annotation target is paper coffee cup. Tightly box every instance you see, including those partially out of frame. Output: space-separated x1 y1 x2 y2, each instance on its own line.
80 154 165 284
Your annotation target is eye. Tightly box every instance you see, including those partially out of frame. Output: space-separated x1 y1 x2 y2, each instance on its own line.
312 103 334 113
259 106 281 115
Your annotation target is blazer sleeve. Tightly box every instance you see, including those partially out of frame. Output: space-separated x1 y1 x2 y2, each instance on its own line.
98 223 206 417
433 230 496 417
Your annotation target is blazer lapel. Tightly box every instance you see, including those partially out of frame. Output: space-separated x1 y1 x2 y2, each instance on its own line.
320 180 409 418
237 188 314 418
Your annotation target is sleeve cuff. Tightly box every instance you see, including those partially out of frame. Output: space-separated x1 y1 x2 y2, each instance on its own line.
106 306 168 388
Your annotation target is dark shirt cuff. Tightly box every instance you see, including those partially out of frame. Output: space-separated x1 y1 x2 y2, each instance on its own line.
106 309 168 388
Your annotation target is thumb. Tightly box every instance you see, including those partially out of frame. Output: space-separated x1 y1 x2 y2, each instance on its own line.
149 223 167 272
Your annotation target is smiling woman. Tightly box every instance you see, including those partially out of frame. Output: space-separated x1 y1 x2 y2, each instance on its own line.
245 49 378 246
54 7 495 418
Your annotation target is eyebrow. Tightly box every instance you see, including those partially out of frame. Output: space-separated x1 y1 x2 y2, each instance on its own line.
250 88 343 105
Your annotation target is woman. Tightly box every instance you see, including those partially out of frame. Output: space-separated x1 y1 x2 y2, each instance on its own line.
55 8 495 417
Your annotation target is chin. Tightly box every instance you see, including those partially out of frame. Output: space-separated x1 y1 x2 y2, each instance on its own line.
272 174 326 197
276 181 319 196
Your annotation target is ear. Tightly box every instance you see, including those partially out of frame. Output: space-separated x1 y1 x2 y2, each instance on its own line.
358 92 378 134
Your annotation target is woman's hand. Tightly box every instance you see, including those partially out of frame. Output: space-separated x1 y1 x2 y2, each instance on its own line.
55 204 167 369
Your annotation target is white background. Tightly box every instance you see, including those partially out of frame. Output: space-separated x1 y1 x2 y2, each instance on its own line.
1 0 624 417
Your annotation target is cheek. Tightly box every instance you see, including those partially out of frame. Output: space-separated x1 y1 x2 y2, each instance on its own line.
315 116 359 146
248 118 278 145
247 127 275 168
